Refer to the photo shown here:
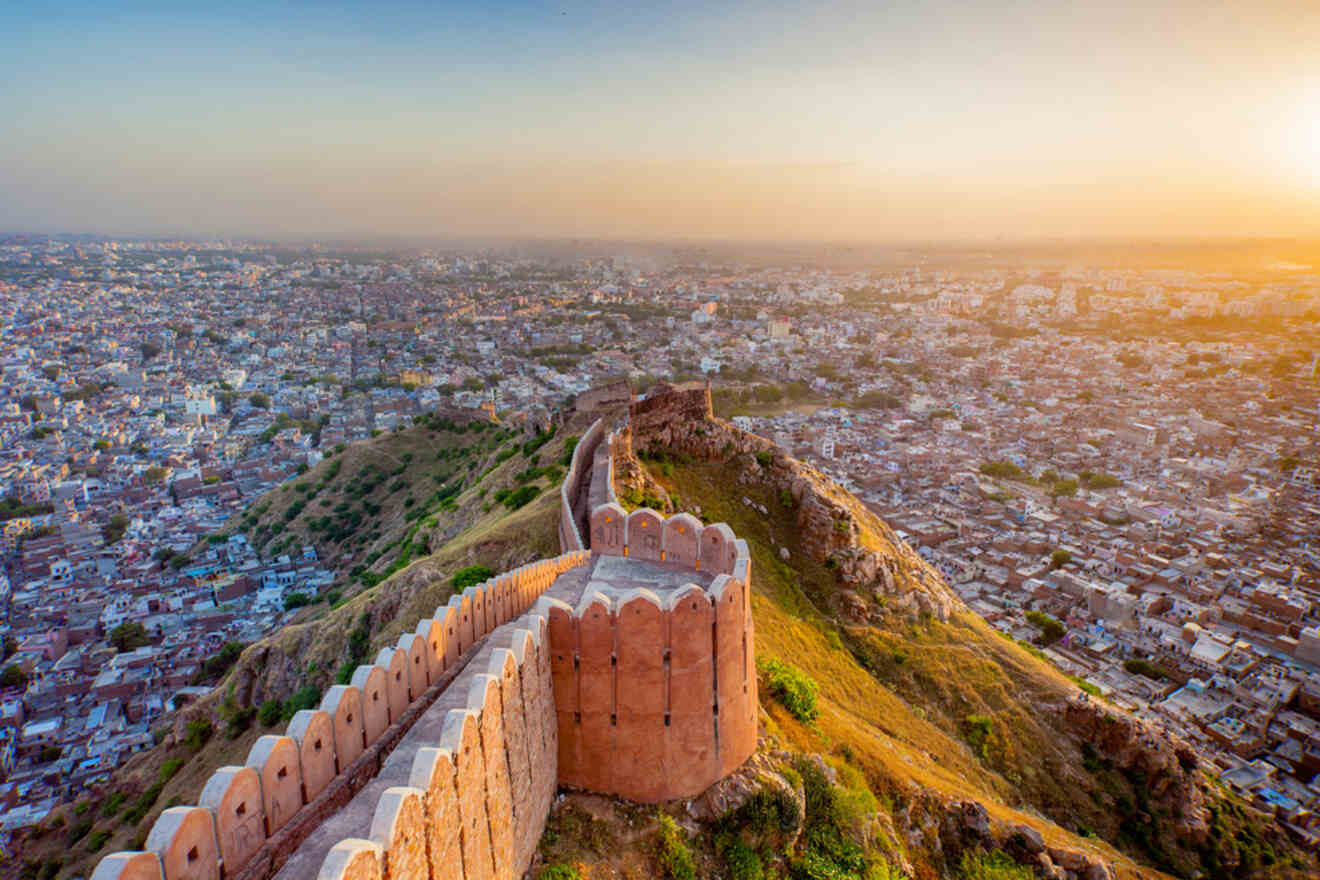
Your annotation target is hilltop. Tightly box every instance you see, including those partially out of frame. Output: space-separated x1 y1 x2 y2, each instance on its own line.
536 384 1311 880
10 390 1315 880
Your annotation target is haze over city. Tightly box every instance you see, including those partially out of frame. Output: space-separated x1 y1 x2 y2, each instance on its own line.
4 0 1320 241
3 4 1320 880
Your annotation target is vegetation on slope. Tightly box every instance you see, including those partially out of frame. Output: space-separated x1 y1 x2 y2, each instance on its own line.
9 411 589 880
233 411 564 601
619 428 1313 880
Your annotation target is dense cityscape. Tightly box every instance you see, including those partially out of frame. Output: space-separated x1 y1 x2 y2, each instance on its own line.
0 235 1317 854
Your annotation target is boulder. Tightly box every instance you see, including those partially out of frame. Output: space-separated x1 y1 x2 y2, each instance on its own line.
1081 862 1114 880
688 753 805 849
1036 853 1065 880
1049 847 1088 872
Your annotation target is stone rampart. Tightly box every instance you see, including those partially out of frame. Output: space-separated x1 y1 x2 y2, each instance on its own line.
558 419 605 552
92 389 759 880
91 551 587 880
547 506 757 803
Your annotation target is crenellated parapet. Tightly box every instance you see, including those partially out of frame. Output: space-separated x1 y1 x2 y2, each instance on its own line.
542 503 756 803
558 419 607 552
91 402 759 880
90 551 587 880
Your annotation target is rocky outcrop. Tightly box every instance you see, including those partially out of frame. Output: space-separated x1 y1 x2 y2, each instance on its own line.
1062 697 1207 840
623 383 1221 878
623 383 958 622
687 748 805 849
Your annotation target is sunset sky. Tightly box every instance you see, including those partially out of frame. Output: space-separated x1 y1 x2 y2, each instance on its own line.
3 0 1320 241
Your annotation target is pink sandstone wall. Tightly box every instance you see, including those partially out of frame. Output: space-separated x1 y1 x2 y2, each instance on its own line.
559 419 606 552
92 552 586 880
92 417 756 880
543 505 757 804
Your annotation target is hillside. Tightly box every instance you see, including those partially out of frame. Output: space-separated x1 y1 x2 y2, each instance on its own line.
12 393 1315 880
7 410 590 880
536 386 1311 880
235 409 563 593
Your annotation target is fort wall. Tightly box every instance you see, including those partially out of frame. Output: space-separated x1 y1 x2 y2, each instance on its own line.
91 552 586 880
550 506 757 803
92 388 758 880
558 419 606 552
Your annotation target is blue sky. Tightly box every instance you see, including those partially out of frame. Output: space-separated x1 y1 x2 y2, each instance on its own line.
3 1 1319 239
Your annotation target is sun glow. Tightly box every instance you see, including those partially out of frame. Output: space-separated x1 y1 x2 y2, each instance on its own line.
1285 87 1320 185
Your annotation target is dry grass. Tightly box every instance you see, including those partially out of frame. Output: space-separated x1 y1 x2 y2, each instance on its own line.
648 456 1181 880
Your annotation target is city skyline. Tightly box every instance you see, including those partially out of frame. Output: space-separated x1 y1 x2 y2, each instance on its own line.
3 0 1320 240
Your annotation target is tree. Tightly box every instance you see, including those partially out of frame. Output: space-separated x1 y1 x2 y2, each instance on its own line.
1049 549 1072 569
0 664 28 689
283 592 311 611
1124 658 1170 681
1050 478 1079 497
856 389 900 409
102 514 129 544
249 392 271 409
109 622 150 652
1080 472 1121 490
980 460 1024 480
1026 611 1065 645
785 381 811 401
143 466 168 485
140 341 161 361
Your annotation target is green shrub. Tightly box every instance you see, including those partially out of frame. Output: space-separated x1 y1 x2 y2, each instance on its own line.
1025 610 1064 644
184 718 213 751
963 713 994 759
100 792 126 818
503 484 540 510
283 592 311 611
538 867 581 880
726 841 764 880
1123 657 1170 681
194 641 246 684
87 829 110 852
282 685 322 720
258 699 284 726
958 851 1034 880
66 816 93 844
721 781 803 838
159 758 185 783
121 782 164 825
656 814 696 880
559 434 580 466
452 564 493 590
790 758 868 880
759 658 819 722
